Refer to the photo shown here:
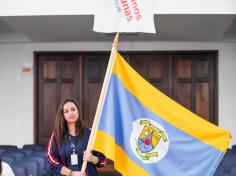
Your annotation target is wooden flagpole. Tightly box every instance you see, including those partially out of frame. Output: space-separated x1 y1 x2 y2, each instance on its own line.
80 33 119 173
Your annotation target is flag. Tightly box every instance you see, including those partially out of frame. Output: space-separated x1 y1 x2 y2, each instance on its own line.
93 0 156 33
93 51 230 176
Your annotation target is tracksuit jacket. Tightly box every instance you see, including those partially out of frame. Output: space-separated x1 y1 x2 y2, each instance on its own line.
48 128 106 176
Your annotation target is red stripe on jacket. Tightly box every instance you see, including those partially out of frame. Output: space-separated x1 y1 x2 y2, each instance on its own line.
47 133 60 166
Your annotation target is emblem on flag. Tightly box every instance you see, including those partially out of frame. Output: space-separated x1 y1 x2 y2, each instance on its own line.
130 118 169 163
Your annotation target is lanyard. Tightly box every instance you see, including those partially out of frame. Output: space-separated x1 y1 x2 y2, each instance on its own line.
68 135 77 154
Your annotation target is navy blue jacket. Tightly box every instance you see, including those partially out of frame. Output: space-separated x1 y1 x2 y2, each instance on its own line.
48 128 106 176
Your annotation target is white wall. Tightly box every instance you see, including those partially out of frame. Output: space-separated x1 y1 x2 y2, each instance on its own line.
0 0 236 16
0 41 235 148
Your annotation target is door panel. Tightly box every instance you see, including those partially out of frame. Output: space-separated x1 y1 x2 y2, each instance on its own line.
36 54 80 145
176 59 192 78
196 83 209 120
172 53 216 122
60 83 77 100
60 61 76 79
177 83 192 109
83 54 109 128
43 83 57 136
43 61 57 79
196 60 209 78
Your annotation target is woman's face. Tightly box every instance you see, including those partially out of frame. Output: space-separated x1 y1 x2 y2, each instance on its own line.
63 101 79 124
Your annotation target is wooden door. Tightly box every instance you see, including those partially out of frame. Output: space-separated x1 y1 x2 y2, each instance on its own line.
35 53 80 145
172 53 217 123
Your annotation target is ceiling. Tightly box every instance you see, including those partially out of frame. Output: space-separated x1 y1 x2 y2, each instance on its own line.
0 15 236 43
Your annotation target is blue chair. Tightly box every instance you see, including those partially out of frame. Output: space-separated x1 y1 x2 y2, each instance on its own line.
2 151 25 162
0 148 6 156
11 163 26 176
230 167 236 176
0 156 15 165
23 144 45 151
225 174 232 176
36 152 53 175
214 172 231 176
34 151 48 163
18 148 34 156
214 165 224 174
222 159 236 173
16 160 39 176
0 145 18 151
214 173 224 176
25 155 46 175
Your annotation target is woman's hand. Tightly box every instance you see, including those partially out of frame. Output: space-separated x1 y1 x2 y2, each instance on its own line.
83 150 98 164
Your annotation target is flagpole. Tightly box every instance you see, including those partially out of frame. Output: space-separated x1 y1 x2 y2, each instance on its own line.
80 33 119 173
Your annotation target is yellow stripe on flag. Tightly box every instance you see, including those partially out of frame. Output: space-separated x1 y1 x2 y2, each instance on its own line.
112 52 230 152
94 130 150 176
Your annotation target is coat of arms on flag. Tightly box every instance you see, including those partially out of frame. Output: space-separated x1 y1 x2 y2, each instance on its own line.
130 118 169 163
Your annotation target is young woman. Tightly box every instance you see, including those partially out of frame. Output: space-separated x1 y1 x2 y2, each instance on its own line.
47 97 106 176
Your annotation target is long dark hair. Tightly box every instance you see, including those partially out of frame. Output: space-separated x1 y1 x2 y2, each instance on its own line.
54 97 87 147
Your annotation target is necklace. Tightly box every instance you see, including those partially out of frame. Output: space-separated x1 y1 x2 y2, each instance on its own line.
68 135 77 154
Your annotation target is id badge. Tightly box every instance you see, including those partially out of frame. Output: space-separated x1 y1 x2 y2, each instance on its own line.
71 153 78 165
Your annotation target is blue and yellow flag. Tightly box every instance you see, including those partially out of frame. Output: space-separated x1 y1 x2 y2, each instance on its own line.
93 51 230 176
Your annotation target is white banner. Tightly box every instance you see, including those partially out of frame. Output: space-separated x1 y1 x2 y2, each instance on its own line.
93 0 156 33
